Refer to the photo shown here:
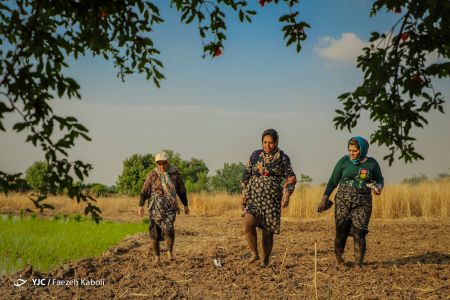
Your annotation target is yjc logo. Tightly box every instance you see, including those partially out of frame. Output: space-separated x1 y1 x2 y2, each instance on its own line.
31 278 48 286
13 276 27 288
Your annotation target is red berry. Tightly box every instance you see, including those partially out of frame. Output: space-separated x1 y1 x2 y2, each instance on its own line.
259 0 265 7
400 32 410 41
100 10 109 18
213 48 222 57
412 74 423 84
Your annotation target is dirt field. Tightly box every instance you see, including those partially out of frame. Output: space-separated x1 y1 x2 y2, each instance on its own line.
1 214 449 299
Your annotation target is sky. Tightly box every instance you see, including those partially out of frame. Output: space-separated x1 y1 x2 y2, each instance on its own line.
1 0 449 186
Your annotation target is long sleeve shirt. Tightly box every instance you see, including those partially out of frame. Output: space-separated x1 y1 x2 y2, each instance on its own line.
241 149 297 192
139 166 188 207
323 155 384 196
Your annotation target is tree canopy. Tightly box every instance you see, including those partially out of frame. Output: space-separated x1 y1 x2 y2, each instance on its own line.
116 150 209 195
335 0 449 165
209 162 245 194
24 161 49 193
1 0 448 220
116 153 155 196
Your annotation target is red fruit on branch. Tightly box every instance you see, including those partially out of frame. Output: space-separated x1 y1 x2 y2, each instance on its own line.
100 10 109 18
259 0 271 7
400 32 410 41
412 74 424 84
213 47 222 57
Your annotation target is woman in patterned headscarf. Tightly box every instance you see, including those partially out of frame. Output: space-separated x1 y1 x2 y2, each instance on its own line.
138 151 190 265
318 136 384 269
241 129 297 266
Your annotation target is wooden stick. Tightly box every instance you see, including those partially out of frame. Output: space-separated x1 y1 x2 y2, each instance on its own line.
129 293 152 297
314 242 318 300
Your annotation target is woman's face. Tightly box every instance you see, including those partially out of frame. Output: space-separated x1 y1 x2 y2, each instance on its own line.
156 160 169 172
262 135 276 153
348 144 360 160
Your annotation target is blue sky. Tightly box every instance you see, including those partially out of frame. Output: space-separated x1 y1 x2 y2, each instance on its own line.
2 0 449 186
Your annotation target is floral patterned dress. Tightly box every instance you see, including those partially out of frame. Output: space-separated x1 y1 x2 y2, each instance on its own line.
139 166 188 241
242 149 296 234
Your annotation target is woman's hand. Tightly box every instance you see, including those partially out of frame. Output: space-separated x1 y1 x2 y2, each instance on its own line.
184 206 190 215
317 196 328 213
373 186 382 195
281 192 291 208
138 206 144 218
367 182 382 195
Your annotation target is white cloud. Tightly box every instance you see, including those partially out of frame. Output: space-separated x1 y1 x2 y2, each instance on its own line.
315 32 367 64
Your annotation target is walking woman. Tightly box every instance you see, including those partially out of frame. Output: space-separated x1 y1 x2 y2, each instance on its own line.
318 136 384 269
138 151 190 265
241 129 297 266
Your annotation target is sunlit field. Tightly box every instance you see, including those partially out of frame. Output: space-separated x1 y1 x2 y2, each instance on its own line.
1 178 449 220
0 215 147 275
0 179 449 298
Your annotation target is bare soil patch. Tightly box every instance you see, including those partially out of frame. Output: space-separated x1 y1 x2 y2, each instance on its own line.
1 216 449 299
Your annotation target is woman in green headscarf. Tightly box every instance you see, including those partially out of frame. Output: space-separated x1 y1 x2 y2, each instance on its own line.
318 136 384 269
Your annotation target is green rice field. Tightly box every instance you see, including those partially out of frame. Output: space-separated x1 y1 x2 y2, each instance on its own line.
0 214 147 276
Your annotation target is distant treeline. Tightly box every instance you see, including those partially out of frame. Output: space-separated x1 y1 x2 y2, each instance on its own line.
5 151 449 196
3 150 246 196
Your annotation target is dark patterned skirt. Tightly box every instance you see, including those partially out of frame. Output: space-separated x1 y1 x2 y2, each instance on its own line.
334 184 372 235
244 176 283 234
148 195 177 241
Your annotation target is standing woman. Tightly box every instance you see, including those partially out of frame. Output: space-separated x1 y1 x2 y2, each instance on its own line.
241 129 297 266
318 136 384 269
138 151 190 265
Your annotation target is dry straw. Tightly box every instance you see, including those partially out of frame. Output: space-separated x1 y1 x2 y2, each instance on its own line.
1 178 449 220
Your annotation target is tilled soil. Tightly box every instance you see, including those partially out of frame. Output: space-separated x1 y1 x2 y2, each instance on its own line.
1 215 449 299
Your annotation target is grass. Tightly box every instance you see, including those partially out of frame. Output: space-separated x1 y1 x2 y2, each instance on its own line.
0 195 140 222
284 179 450 219
0 215 147 276
189 192 240 216
371 179 450 218
189 178 450 219
0 179 449 276
1 179 450 220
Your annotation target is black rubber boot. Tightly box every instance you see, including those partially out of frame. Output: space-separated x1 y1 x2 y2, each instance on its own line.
334 223 351 257
353 229 367 267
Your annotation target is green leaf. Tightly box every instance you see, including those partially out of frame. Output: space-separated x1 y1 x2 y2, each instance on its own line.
13 122 28 132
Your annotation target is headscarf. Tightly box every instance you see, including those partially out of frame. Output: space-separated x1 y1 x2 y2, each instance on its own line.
261 129 281 164
262 129 279 149
348 136 369 165
155 166 179 212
